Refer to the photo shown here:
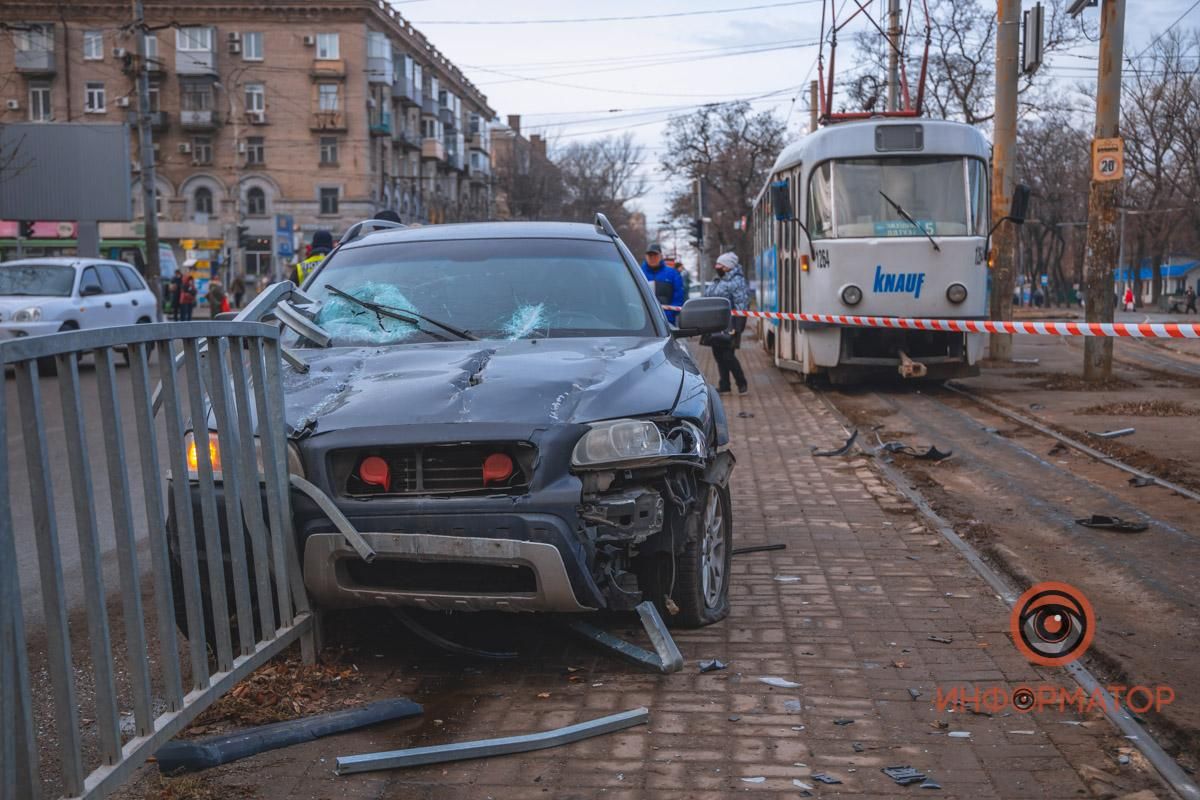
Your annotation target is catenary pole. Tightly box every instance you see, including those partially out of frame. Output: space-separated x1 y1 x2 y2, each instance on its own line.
133 0 162 306
988 0 1020 360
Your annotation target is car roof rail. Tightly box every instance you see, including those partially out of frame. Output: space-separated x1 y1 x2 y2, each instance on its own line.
338 218 406 247
594 212 619 238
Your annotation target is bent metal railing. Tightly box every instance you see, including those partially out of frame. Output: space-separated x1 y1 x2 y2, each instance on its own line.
0 322 313 800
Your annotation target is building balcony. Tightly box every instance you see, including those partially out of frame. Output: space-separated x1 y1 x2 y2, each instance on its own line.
392 76 417 105
15 49 56 74
310 110 347 131
468 133 488 153
421 138 446 161
439 107 456 129
420 95 436 117
369 111 392 136
393 128 420 150
367 55 393 84
311 59 346 79
128 110 170 130
179 109 217 130
468 164 490 184
176 49 216 76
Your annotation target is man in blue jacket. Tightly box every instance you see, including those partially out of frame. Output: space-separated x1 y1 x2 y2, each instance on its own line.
641 242 684 324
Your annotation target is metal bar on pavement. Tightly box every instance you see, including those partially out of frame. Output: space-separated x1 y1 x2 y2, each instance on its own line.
157 339 211 689
56 351 123 766
335 707 649 775
129 341 184 710
93 347 155 737
14 360 84 793
182 338 234 671
247 338 293 629
204 337 256 656
226 337 277 638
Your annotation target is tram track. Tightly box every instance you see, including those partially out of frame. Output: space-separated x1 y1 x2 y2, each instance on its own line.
808 379 1200 792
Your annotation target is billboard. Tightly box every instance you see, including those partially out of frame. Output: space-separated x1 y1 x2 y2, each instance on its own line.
0 123 132 220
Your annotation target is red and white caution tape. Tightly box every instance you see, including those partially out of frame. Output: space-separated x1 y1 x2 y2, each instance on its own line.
661 307 1200 339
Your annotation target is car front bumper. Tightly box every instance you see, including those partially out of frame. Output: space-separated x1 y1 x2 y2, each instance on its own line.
0 320 63 340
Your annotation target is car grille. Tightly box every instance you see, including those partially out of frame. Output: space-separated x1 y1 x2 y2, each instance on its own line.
333 442 534 497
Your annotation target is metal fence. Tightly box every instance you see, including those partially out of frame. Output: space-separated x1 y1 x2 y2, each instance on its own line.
0 322 314 799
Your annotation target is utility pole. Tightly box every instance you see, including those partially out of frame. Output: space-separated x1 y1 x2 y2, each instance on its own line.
1082 0 1126 382
988 0 1020 360
132 0 162 306
886 0 901 111
809 80 819 132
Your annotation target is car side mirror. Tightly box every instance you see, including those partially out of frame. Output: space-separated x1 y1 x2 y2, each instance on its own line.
80 283 103 296
1009 183 1031 224
673 297 731 338
770 180 793 221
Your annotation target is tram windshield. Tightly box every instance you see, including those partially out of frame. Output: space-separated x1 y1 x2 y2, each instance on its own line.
809 156 988 239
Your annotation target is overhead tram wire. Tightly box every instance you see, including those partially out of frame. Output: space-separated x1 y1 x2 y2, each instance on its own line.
1127 0 1200 63
409 1 823 26
463 36 820 71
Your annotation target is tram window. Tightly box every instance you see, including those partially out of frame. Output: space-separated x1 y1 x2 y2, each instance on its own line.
808 162 833 239
828 156 970 238
968 158 989 236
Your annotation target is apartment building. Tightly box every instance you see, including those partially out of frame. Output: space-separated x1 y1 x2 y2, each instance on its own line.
0 0 495 280
491 114 563 221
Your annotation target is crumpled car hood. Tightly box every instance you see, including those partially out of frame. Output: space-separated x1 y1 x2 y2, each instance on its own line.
283 337 686 434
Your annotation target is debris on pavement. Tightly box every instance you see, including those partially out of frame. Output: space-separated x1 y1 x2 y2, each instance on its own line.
947 731 971 738
930 720 949 730
737 411 756 418
758 676 802 689
1087 427 1136 439
732 543 787 556
1075 515 1149 533
1012 357 1040 365
908 688 922 701
784 699 803 713
812 429 859 457
698 659 728 673
812 772 843 784
920 779 943 789
882 765 927 786
792 779 814 791
156 698 423 774
334 707 649 775
852 741 865 752
927 635 953 644
1048 442 1069 456
1128 475 1157 488
833 718 855 726
773 575 802 582
872 433 953 461
741 776 766 783
563 601 684 673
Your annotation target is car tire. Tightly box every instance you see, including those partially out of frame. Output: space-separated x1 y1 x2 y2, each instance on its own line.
36 321 79 376
639 483 732 629
121 317 153 366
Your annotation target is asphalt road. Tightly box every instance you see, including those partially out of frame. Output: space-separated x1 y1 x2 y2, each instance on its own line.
6 356 172 629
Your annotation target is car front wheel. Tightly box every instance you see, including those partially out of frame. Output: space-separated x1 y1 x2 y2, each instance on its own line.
670 483 732 627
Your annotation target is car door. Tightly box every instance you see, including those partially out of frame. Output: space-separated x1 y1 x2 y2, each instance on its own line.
75 266 114 329
116 265 155 322
96 264 137 326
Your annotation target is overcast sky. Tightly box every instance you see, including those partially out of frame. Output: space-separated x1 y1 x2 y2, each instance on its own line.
397 0 1198 247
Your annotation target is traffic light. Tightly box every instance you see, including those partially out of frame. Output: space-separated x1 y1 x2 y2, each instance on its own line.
18 221 34 238
688 218 704 248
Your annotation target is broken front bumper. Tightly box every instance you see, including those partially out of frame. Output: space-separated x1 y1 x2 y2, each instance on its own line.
303 530 593 613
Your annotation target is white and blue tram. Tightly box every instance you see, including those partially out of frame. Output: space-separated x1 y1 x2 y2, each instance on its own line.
751 119 992 382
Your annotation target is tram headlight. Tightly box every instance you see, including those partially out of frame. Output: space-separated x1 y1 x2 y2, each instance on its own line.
946 283 969 304
840 284 863 306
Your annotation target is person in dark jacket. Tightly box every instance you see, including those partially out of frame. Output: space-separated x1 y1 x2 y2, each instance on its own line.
703 251 750 394
178 274 197 322
296 229 333 285
641 242 684 324
230 275 245 309
168 274 182 321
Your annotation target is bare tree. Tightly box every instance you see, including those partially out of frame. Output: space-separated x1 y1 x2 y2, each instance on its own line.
557 132 650 249
659 101 788 275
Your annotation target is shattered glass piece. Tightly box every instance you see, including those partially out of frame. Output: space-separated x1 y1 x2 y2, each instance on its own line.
315 282 419 344
758 676 802 688
783 699 803 713
502 302 547 339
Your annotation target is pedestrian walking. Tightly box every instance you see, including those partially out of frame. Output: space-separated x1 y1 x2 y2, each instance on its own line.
1186 286 1197 314
167 274 182 321
703 251 749 395
178 274 197 321
641 242 684 324
1123 286 1135 312
231 274 245 309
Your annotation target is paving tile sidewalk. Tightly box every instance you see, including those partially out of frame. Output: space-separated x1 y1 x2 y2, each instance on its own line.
122 341 1166 800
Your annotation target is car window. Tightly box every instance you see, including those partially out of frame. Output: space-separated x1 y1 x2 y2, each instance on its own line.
0 264 76 297
80 267 102 294
304 238 655 345
97 265 127 294
117 265 147 292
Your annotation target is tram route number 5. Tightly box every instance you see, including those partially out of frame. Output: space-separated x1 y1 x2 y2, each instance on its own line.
1091 137 1124 182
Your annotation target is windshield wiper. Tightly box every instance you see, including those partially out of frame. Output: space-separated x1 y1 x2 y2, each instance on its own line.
878 191 941 252
326 285 478 341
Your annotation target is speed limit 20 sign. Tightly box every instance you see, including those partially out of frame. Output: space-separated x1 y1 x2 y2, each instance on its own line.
1092 137 1124 182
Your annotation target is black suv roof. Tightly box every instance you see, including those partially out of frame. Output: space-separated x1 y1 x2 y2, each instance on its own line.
340 220 613 250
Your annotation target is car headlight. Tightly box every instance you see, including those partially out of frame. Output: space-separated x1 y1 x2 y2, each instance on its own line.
946 283 968 304
572 418 706 468
12 307 41 323
184 431 272 480
840 284 863 306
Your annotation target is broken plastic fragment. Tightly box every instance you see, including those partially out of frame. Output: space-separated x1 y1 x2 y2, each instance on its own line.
947 731 971 738
741 776 766 784
758 676 802 689
811 773 842 784
698 659 727 673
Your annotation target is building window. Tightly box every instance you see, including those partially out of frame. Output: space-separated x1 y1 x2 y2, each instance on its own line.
176 27 212 52
242 31 263 60
244 83 265 113
319 187 339 215
319 136 338 165
246 186 266 216
83 30 103 60
246 136 265 165
85 82 106 113
181 83 212 111
192 136 212 164
318 84 339 111
315 32 339 60
28 83 51 122
194 187 214 216
14 23 53 53
147 83 160 112
144 33 158 59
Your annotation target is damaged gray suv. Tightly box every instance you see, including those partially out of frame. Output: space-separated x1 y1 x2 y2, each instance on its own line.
170 216 736 629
